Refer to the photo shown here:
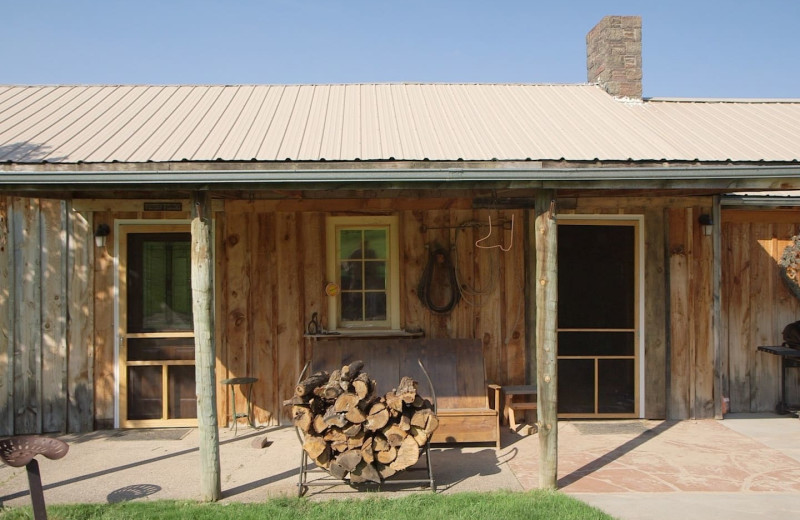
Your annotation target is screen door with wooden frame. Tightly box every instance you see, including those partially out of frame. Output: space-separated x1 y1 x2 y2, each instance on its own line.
557 220 639 418
118 224 197 428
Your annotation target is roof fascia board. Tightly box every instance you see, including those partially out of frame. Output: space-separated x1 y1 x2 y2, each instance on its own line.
1 165 800 190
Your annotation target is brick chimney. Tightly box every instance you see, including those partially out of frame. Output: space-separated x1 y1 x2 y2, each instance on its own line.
586 15 642 99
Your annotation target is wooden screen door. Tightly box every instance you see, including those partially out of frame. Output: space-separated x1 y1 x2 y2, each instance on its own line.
557 220 639 418
118 224 198 428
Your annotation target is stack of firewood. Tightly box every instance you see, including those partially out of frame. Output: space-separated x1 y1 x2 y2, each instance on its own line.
286 360 439 483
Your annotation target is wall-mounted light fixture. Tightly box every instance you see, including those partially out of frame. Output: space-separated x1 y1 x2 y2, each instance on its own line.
698 214 713 236
95 223 110 248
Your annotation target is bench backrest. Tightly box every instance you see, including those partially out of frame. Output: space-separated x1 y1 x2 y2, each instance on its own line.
311 337 487 410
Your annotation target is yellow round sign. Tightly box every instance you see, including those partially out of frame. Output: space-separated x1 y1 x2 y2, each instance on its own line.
325 282 340 297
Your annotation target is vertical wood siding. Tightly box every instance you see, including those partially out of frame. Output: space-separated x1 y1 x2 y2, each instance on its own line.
9 194 786 432
0 197 13 435
722 210 800 412
68 207 94 432
0 197 92 435
216 202 527 426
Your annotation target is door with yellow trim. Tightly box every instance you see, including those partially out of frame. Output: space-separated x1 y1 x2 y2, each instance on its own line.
119 224 197 428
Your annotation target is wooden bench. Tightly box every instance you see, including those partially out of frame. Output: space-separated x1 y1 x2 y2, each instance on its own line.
311 337 501 449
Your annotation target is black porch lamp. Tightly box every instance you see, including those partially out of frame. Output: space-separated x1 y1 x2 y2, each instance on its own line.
94 223 110 248
699 214 713 236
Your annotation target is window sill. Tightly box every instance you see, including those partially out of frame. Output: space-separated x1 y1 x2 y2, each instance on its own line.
304 329 424 339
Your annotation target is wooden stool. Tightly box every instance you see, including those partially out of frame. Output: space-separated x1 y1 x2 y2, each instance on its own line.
501 385 537 431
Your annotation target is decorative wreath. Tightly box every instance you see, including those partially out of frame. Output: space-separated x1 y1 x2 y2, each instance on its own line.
779 235 800 301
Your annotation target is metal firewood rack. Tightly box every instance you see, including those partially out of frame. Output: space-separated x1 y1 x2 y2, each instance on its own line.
293 359 437 497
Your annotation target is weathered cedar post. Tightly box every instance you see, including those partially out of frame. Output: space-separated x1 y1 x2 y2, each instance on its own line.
191 191 221 501
535 191 558 488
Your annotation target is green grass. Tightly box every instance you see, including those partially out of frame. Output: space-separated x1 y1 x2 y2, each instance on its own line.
0 490 614 520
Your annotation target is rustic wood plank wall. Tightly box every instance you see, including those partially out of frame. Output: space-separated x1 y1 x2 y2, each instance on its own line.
11 193 779 433
0 197 13 435
722 210 800 412
0 197 95 434
40 200 68 433
218 200 526 425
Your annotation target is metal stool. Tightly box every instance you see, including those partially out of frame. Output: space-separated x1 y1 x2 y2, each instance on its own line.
0 435 69 520
221 377 258 435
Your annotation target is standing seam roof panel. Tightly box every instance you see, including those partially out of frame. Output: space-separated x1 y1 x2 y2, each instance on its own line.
199 85 253 161
1 87 110 162
19 86 127 162
69 86 159 162
338 85 361 160
90 86 178 162
374 84 402 160
234 85 283 160
116 86 195 162
0 86 82 148
256 85 300 160
159 86 228 161
279 85 317 161
296 85 331 160
41 85 142 162
0 86 59 127
388 84 423 160
179 86 241 161
438 84 491 160
318 85 344 160
2 84 800 163
359 84 383 160
212 85 264 160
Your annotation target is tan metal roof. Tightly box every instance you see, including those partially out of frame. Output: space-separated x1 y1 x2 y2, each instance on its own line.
1 84 799 164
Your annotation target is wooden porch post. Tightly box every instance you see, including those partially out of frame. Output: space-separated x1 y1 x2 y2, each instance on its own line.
535 191 558 489
191 191 221 502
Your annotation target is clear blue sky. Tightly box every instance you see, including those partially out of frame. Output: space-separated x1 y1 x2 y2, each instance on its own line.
4 0 798 99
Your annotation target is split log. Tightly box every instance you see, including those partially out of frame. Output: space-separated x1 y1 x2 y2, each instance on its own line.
408 425 428 447
372 434 389 453
329 461 347 480
336 449 362 472
350 459 381 484
292 405 312 433
375 445 397 464
385 391 404 413
376 462 396 480
341 360 364 381
303 433 327 460
342 423 362 438
295 371 330 397
345 405 367 424
313 414 328 434
353 373 373 399
382 424 408 447
399 412 412 432
322 407 349 428
365 402 390 431
396 376 418 404
334 392 360 413
361 436 375 463
390 435 420 471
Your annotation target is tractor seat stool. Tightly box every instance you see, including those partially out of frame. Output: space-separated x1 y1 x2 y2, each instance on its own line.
221 377 258 435
0 435 69 520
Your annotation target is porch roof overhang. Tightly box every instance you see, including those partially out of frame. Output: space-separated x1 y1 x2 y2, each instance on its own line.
2 161 800 194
